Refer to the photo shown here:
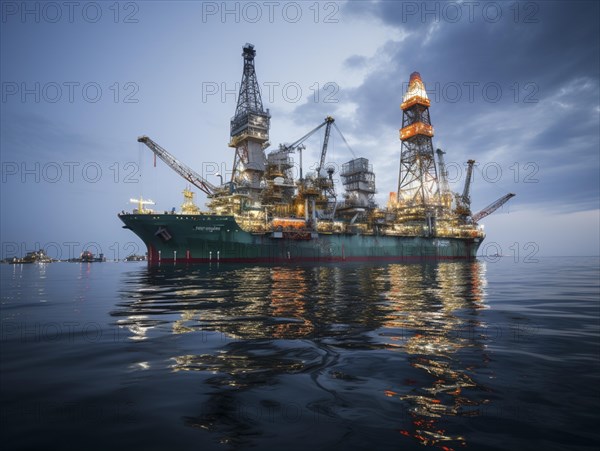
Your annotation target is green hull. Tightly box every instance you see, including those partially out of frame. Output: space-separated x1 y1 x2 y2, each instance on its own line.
119 214 482 263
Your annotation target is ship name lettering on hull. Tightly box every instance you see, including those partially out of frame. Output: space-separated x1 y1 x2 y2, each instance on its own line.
194 226 222 232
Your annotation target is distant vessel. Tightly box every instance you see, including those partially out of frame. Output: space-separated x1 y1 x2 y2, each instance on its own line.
124 254 147 262
119 44 514 264
69 251 106 263
7 249 53 264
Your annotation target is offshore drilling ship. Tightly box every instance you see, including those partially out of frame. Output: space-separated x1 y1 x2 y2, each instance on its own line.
119 44 514 264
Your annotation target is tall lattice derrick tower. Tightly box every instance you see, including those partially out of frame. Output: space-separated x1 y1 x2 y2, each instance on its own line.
397 72 439 206
229 43 270 200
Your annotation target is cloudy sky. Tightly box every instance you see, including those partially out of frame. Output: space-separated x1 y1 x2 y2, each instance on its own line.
1 0 598 259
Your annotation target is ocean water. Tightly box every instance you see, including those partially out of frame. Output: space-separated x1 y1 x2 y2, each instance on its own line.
1 257 598 451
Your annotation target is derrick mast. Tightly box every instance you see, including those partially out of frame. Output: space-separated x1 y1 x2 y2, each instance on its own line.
397 72 439 205
229 43 270 201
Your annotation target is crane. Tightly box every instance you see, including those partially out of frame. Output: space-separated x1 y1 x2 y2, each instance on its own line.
276 116 356 179
279 116 334 154
472 193 515 223
273 116 335 181
455 159 475 217
137 136 218 196
436 149 453 208
462 159 475 205
317 116 335 176
436 149 451 194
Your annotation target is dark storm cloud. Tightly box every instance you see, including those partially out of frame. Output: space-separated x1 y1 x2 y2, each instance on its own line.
343 0 599 89
340 0 599 127
292 1 599 213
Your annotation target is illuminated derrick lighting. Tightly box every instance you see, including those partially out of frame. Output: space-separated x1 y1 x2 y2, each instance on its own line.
397 72 439 206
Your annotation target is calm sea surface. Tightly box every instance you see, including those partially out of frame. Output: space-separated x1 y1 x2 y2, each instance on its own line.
1 258 599 451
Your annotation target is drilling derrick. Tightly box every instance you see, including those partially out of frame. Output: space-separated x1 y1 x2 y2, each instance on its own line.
397 72 439 206
229 43 270 201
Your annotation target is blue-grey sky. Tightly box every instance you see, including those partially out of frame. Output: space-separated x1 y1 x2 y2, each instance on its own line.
1 0 599 259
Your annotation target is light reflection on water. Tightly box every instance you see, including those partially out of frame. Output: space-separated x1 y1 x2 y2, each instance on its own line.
113 261 490 449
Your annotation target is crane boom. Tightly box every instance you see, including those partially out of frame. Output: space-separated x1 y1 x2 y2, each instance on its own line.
137 136 217 196
436 149 450 194
454 159 475 217
280 116 333 152
472 193 515 222
462 159 475 203
317 116 335 175
275 116 335 181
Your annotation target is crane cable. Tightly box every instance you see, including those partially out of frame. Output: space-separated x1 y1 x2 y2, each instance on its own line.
472 164 514 214
333 122 356 159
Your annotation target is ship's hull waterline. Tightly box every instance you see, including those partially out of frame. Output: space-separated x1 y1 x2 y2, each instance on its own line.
119 214 482 264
